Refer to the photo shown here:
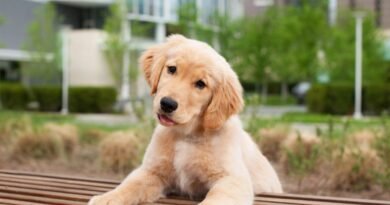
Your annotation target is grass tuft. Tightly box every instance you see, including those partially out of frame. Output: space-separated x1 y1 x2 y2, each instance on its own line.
99 131 142 173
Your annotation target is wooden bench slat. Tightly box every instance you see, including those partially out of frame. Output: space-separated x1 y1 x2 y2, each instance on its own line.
255 196 346 205
0 173 116 189
0 198 46 205
0 177 111 192
0 170 119 185
0 192 85 205
1 170 389 205
258 193 390 205
0 180 103 196
0 186 89 201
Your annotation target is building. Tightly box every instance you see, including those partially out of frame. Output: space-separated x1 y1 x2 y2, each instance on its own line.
0 0 111 85
0 0 243 97
243 0 390 29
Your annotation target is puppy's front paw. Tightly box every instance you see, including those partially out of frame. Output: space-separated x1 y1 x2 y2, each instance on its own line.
88 191 126 205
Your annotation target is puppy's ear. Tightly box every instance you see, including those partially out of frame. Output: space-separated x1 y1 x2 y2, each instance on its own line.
203 74 244 131
140 45 166 95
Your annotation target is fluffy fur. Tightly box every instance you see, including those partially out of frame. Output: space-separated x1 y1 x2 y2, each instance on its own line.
89 35 282 205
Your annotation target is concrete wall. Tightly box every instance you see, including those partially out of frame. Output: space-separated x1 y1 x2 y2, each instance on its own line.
67 29 114 86
0 0 43 50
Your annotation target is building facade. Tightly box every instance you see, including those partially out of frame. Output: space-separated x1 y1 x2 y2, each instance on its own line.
0 0 243 90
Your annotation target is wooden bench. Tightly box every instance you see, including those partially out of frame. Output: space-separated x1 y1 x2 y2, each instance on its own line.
0 170 389 205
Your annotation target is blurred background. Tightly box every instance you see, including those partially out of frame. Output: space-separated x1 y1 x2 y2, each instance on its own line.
0 0 389 200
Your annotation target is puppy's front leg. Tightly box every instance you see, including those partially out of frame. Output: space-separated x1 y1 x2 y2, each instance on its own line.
88 168 164 205
199 176 253 205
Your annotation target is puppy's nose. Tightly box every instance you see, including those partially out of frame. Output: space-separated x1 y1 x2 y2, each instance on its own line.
160 97 178 113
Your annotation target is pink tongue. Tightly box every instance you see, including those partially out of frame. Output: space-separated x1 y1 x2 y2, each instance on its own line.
160 115 176 126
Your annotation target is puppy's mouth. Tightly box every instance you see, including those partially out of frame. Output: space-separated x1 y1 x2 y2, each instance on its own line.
157 114 177 127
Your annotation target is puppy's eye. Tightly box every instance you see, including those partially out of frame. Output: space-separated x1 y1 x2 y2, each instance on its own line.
195 80 206 89
167 66 176 74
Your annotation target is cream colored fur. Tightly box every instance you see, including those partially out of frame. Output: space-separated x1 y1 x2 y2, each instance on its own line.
88 35 282 205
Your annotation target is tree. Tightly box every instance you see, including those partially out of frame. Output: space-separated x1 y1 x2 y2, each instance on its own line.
21 3 61 86
103 0 151 118
323 11 387 84
103 1 125 90
268 2 328 99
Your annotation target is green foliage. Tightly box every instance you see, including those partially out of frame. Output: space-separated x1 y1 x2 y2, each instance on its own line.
103 0 125 89
31 86 61 111
306 85 327 113
324 11 388 84
285 136 320 176
375 119 390 189
364 85 390 114
245 94 295 106
69 87 116 113
0 84 29 110
0 84 116 113
21 3 61 85
307 84 390 115
176 1 216 44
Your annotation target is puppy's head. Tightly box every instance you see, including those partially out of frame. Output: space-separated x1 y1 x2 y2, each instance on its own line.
140 34 243 132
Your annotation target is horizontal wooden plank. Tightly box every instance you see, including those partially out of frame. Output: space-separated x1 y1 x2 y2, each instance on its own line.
0 170 119 185
258 193 390 205
0 192 85 205
0 180 102 196
1 170 389 205
0 173 116 189
0 198 46 205
0 176 110 192
0 186 90 201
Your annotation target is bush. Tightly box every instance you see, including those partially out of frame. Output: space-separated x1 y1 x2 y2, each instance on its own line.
307 84 390 115
0 84 117 113
0 84 29 110
31 86 61 111
11 131 63 160
256 126 289 161
69 87 116 113
306 85 327 113
364 85 390 115
99 131 141 173
42 123 79 155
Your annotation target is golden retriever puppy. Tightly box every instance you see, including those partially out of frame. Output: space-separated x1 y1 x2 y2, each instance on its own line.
89 34 282 205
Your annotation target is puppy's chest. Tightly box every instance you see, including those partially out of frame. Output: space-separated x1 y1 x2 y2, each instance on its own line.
172 139 224 195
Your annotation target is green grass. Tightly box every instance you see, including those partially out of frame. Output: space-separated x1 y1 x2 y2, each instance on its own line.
0 110 74 126
245 94 296 106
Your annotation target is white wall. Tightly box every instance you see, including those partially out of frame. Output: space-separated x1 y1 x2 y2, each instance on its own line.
68 29 115 87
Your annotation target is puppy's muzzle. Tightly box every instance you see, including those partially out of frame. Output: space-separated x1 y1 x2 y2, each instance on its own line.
160 97 178 113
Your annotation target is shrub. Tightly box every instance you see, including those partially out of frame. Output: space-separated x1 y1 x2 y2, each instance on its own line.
374 121 390 189
42 123 79 155
281 132 321 175
0 116 33 145
307 84 390 115
99 131 141 173
0 84 29 110
81 129 107 144
364 85 390 115
0 85 117 113
324 84 354 115
11 131 63 160
256 126 289 161
329 145 381 191
31 86 61 111
306 85 327 113
69 87 116 113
